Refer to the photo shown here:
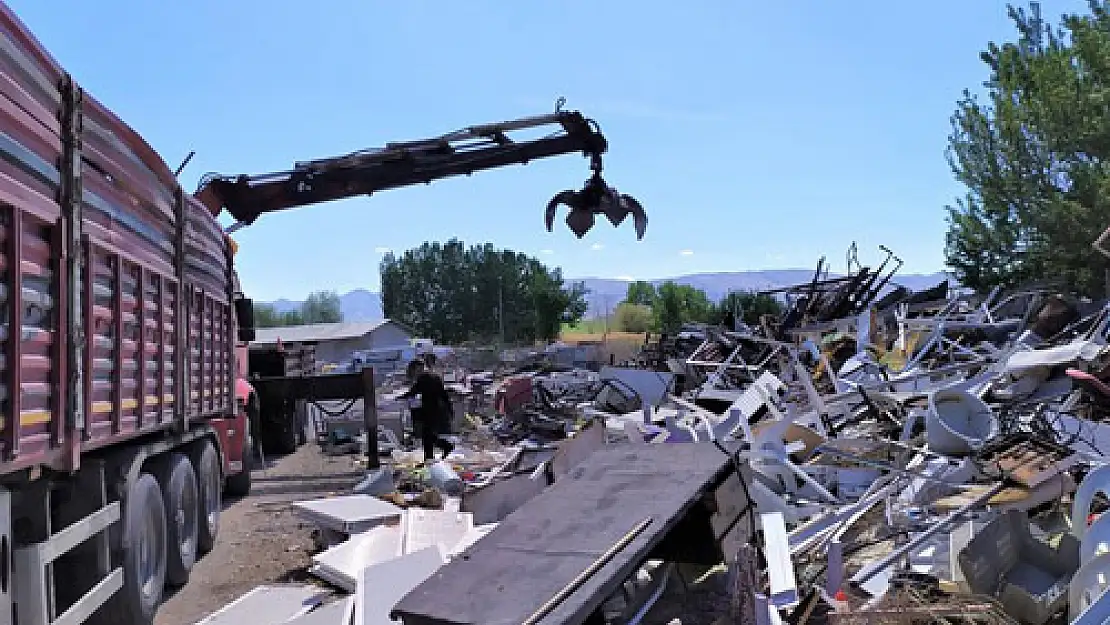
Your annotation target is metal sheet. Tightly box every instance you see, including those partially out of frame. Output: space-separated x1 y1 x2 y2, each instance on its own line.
460 472 547 526
392 442 741 625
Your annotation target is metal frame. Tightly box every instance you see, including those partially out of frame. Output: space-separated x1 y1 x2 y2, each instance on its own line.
59 74 83 472
10 464 122 625
250 368 379 468
196 111 609 226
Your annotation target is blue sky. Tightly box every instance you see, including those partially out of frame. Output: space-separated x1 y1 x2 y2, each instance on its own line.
6 1 1089 301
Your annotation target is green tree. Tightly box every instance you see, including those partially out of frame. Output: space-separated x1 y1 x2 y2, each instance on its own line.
946 2 1110 296
613 302 653 332
281 309 305 326
300 290 343 324
653 282 686 334
624 281 657 306
254 302 282 328
254 302 304 328
650 282 714 333
380 239 588 344
715 291 785 326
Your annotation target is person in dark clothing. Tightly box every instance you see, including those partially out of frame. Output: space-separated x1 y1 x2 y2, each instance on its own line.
399 359 454 462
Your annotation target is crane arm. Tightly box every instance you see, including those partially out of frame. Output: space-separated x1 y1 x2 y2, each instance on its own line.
194 109 646 239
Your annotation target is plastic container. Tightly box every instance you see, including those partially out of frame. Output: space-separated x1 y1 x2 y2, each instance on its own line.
925 389 998 455
428 460 464 496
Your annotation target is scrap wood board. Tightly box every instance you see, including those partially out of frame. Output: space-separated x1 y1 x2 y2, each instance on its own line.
390 442 742 625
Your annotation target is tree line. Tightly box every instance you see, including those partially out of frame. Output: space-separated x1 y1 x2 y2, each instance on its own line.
254 291 344 328
946 2 1110 297
612 281 783 334
379 239 588 344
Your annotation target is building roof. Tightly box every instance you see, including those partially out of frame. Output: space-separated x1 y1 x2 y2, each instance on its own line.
252 320 404 346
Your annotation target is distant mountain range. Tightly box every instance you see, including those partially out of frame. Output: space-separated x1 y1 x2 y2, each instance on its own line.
266 270 953 321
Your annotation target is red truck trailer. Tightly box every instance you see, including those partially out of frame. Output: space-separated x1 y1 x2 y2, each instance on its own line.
0 6 256 625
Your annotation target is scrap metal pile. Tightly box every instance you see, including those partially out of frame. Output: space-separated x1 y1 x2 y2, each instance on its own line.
564 247 1110 625
200 245 1110 625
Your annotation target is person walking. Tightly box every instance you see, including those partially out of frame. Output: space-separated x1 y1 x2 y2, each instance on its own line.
399 359 455 462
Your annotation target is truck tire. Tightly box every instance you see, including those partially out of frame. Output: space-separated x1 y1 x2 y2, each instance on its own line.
193 440 221 554
225 415 253 497
157 453 199 587
96 473 167 625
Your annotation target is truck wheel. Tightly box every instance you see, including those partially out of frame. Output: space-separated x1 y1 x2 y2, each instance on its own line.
157 453 199 586
225 416 253 497
193 440 221 554
97 473 167 625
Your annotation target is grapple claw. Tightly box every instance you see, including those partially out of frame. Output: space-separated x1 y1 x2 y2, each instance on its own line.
621 194 648 240
543 174 647 239
565 209 595 238
546 190 576 232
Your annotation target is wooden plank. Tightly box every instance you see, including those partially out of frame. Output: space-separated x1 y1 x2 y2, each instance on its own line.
391 442 739 625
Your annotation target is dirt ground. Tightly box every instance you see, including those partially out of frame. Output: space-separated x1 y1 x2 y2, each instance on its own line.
154 445 366 625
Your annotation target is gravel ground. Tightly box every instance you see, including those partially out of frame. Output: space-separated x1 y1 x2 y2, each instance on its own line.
154 444 366 625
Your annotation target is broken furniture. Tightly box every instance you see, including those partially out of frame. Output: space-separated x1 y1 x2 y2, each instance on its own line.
390 442 755 625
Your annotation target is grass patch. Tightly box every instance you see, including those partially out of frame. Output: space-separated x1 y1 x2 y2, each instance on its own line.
561 317 612 334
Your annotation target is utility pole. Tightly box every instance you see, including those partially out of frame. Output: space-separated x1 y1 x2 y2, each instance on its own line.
498 281 505 348
602 295 609 335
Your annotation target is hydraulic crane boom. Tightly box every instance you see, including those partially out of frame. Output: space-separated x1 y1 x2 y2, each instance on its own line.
194 107 647 239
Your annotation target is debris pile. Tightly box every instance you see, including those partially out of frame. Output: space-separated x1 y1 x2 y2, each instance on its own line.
200 245 1110 625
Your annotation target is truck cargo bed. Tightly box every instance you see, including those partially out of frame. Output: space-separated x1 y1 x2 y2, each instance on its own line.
0 6 234 475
